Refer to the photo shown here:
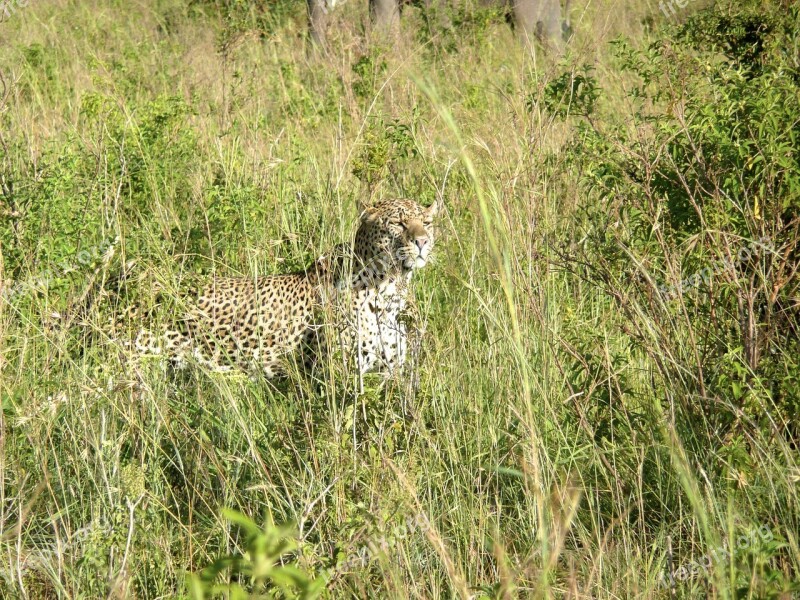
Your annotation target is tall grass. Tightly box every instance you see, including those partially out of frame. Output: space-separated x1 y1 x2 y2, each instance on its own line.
0 0 797 598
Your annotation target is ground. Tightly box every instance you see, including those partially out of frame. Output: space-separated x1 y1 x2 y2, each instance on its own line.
0 0 798 598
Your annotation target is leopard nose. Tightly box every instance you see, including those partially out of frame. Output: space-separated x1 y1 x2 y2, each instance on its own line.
415 237 428 252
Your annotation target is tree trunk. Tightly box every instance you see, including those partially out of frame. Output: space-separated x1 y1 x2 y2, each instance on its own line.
370 0 401 33
308 0 567 50
307 0 328 46
511 0 565 51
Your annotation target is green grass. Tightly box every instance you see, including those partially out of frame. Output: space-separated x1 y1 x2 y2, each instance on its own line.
0 0 798 598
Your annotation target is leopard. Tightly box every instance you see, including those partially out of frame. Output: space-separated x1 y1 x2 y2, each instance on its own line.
133 197 439 378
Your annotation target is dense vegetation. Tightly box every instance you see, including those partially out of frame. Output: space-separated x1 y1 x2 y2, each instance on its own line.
0 0 798 597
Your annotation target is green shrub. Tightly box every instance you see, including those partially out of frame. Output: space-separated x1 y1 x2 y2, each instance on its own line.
189 510 326 600
553 0 800 431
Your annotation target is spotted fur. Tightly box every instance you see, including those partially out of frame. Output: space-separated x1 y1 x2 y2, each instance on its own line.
134 198 438 377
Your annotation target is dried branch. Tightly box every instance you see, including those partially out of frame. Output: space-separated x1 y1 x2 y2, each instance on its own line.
0 68 21 247
0 68 12 200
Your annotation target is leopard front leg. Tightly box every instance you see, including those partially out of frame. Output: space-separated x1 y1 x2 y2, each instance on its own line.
353 312 381 376
377 317 407 374
351 315 405 377
349 290 409 376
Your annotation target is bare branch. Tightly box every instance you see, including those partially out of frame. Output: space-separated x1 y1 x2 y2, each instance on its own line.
0 68 19 240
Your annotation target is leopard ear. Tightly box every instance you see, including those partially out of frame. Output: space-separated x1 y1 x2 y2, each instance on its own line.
357 198 373 219
357 198 380 222
423 198 440 222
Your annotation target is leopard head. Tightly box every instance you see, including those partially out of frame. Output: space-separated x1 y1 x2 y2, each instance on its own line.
354 198 439 272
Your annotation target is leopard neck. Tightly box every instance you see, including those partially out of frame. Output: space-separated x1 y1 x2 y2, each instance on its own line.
313 245 411 294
